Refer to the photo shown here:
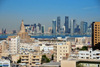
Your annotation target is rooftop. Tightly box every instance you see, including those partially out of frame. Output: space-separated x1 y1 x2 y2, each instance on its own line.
41 61 60 66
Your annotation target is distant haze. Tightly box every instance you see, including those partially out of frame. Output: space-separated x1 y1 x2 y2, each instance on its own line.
0 0 100 32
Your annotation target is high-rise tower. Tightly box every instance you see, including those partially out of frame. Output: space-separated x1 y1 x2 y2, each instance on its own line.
52 19 56 34
80 21 88 35
70 19 74 36
42 25 45 34
57 16 61 33
65 16 69 33
92 22 100 50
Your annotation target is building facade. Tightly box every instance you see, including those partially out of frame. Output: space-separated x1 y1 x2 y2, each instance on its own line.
18 20 30 39
21 52 41 67
57 16 61 33
42 25 45 34
52 19 56 34
80 21 88 35
53 42 71 62
92 22 100 50
65 16 69 33
70 19 74 35
78 48 100 60
0 59 10 67
7 36 20 54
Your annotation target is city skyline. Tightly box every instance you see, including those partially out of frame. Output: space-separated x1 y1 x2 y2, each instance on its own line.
0 0 100 32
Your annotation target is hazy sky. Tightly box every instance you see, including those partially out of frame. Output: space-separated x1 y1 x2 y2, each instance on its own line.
0 0 100 32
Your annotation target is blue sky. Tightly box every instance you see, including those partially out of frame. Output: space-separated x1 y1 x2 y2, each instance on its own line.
0 0 100 32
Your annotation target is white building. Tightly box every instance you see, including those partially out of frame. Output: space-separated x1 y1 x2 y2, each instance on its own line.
66 37 91 49
40 44 53 53
7 36 20 54
19 43 40 54
78 48 100 60
0 59 10 67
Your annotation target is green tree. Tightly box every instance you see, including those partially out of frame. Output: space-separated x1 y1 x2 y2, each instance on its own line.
51 54 54 60
41 55 50 64
17 58 21 63
77 47 80 50
76 63 84 67
93 42 100 50
80 46 88 50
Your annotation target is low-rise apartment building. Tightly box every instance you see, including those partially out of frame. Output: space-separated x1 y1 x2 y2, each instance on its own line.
19 43 40 54
0 40 9 58
7 36 20 54
0 59 10 67
21 52 41 67
40 44 53 53
54 42 71 62
78 48 100 60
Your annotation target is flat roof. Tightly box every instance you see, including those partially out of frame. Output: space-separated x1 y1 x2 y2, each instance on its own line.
77 59 100 64
41 61 60 66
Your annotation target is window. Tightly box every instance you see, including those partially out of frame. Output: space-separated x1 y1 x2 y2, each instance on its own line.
63 50 65 52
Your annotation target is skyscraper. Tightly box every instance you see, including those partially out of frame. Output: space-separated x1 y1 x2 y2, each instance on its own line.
80 21 88 35
92 22 100 50
42 25 45 34
70 19 74 36
34 23 37 33
12 30 16 34
2 28 4 34
73 19 76 33
34 23 36 29
52 19 56 34
75 25 80 34
57 16 61 33
65 16 69 33
38 23 41 31
2 28 6 34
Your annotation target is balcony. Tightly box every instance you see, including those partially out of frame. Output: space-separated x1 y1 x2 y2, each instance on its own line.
32 56 40 59
21 56 29 59
21 60 29 62
32 59 40 62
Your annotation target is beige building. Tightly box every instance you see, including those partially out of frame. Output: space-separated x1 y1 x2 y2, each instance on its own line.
21 52 41 67
40 62 60 67
61 60 76 67
0 40 9 58
92 22 100 49
18 20 30 39
0 44 2 54
11 54 20 63
53 42 71 62
19 43 40 55
7 36 20 54
61 59 100 67
17 20 34 43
